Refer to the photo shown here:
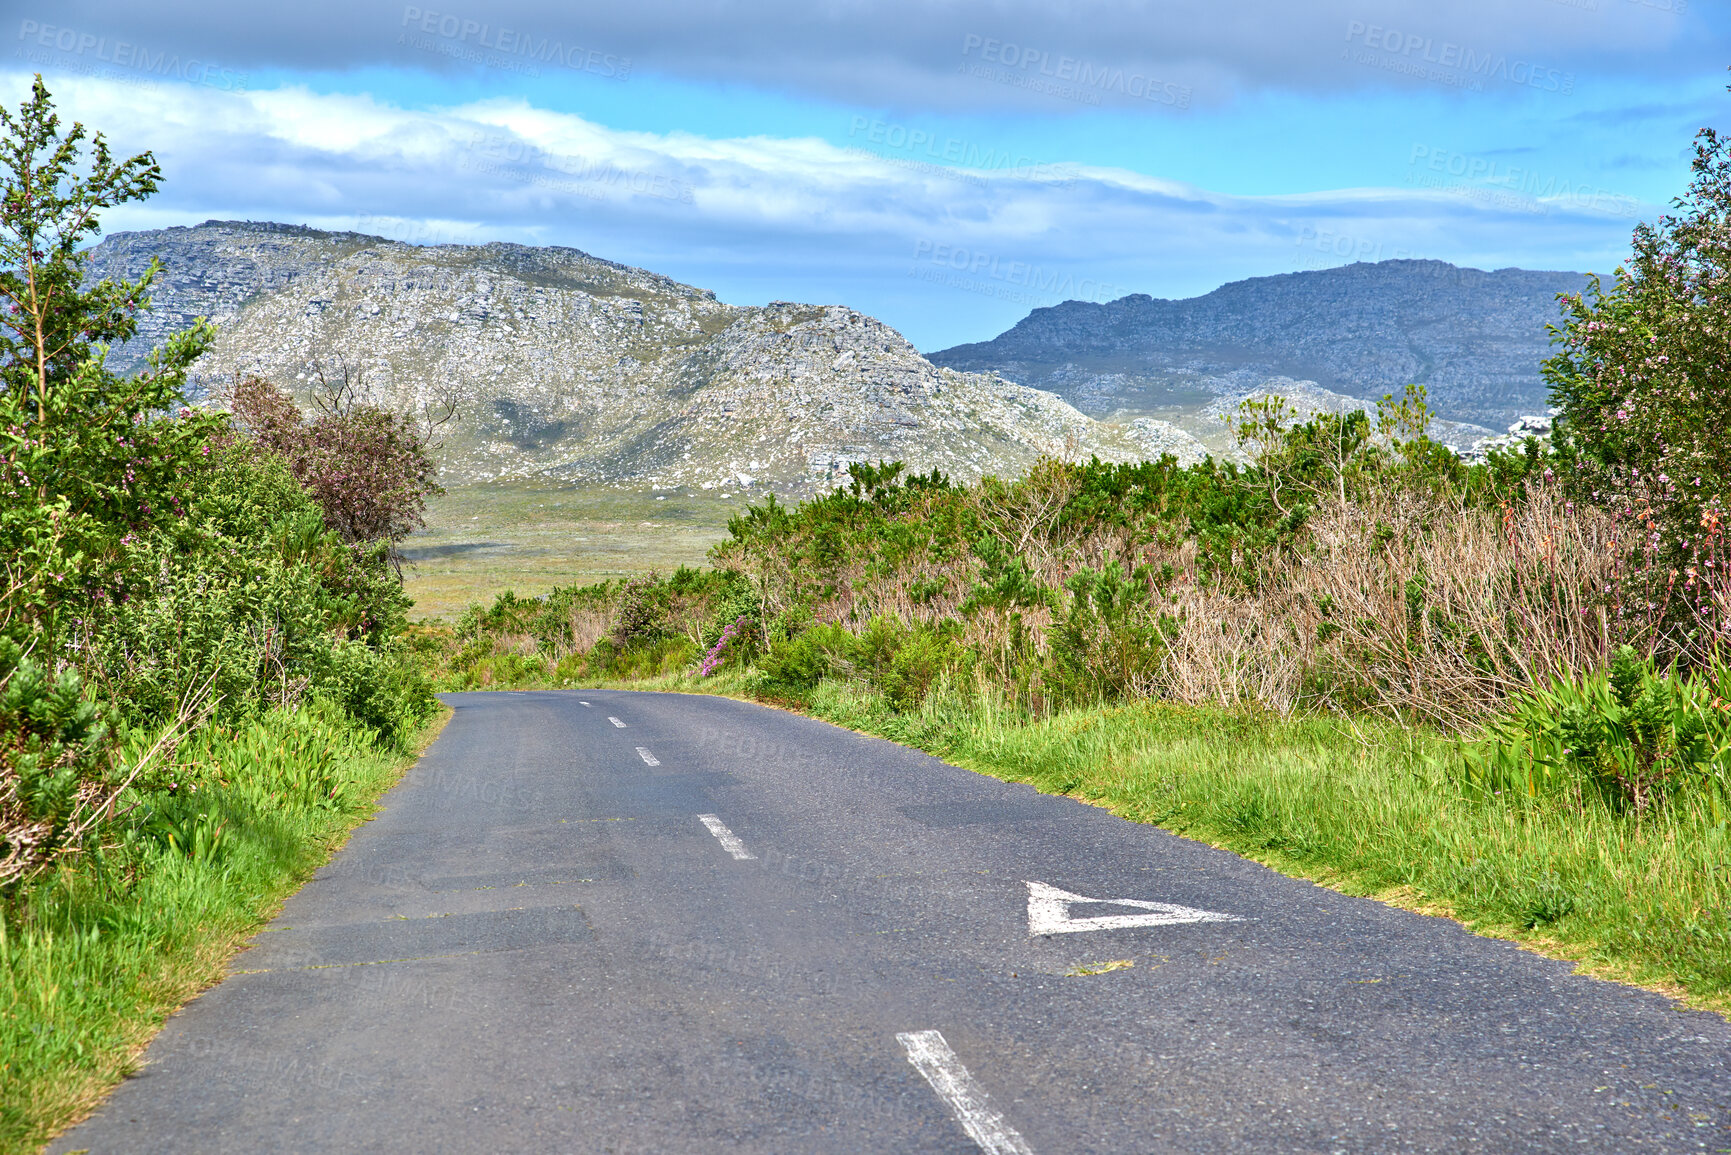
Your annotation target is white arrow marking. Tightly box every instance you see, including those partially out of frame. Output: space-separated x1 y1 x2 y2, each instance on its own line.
697 814 755 860
1025 880 1239 935
897 1030 1034 1155
636 747 660 766
608 716 627 728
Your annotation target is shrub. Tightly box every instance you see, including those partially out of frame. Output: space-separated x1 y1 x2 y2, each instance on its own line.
226 372 444 563
1047 561 1166 705
70 444 415 727
1545 105 1731 659
0 642 113 897
758 623 853 701
1459 646 1731 815
610 572 671 651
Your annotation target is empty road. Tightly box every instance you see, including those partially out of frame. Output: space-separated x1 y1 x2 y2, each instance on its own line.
54 690 1731 1152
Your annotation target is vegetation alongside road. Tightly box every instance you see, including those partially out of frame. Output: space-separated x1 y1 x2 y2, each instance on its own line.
433 109 1731 1013
4 69 1731 1152
0 81 442 1151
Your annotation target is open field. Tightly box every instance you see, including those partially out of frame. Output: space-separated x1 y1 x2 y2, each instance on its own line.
401 482 741 620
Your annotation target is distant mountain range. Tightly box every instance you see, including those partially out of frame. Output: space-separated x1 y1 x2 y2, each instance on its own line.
87 224 1583 489
87 221 1202 492
928 260 1588 442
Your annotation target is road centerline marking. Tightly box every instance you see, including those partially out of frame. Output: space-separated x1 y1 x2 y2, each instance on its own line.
635 747 660 766
1025 880 1239 934
697 814 755 860
897 1030 1034 1155
608 716 626 728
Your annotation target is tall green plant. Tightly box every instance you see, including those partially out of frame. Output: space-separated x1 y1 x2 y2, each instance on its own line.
1460 646 1731 814
0 76 215 637
1544 83 1731 657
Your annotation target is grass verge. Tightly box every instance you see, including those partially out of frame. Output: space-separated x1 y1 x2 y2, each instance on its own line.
0 705 450 1155
561 669 1731 1017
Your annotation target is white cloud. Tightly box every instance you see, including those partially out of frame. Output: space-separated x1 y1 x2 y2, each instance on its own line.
4 71 1646 348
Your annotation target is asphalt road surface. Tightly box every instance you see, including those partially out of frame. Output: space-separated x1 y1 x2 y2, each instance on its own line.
54 690 1731 1153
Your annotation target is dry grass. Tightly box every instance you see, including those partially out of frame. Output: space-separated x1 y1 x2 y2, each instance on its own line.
1296 485 1615 724
1145 588 1306 712
1115 483 1618 724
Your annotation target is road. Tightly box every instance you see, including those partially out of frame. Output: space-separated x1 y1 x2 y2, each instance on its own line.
54 690 1731 1152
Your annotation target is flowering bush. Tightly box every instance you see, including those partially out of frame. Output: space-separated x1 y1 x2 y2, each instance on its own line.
700 615 747 676
226 372 443 562
1545 110 1731 659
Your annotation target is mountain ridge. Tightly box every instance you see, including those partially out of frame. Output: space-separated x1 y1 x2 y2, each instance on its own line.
928 258 1588 431
86 221 1204 492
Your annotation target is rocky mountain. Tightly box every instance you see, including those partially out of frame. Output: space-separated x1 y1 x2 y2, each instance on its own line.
927 260 1589 445
87 221 1204 492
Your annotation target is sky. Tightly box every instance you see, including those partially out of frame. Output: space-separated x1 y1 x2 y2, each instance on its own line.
5 1 1727 352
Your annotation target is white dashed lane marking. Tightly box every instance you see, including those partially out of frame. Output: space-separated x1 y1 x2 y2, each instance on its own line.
636 747 661 766
579 701 592 707
897 1030 1034 1155
697 814 755 860
608 716 627 728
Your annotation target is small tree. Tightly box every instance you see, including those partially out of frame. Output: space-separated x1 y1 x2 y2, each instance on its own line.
0 76 214 636
1545 78 1731 657
226 365 447 566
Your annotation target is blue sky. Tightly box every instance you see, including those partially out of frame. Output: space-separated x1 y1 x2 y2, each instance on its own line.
7 1 1727 351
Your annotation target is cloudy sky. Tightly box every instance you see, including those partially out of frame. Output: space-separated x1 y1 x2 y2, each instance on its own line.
8 1 1727 351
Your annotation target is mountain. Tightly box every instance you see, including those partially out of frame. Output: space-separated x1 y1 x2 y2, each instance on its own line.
927 260 1589 440
86 221 1204 492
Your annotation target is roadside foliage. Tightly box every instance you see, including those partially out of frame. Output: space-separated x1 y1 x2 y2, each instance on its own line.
0 80 440 1150
436 110 1731 1012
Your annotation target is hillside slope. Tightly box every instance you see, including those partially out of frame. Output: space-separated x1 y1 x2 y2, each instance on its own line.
88 221 1203 491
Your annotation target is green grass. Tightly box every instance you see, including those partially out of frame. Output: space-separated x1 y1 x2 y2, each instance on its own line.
402 482 740 620
809 685 1731 1013
559 667 1731 1016
0 706 448 1154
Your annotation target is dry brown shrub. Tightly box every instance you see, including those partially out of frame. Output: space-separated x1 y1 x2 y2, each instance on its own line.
1143 587 1306 711
564 608 613 656
1108 482 1615 725
1292 483 1615 725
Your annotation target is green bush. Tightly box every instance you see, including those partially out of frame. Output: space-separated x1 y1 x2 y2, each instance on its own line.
1047 561 1167 704
610 572 672 650
0 641 115 899
757 623 850 700
74 446 417 728
1459 646 1731 815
